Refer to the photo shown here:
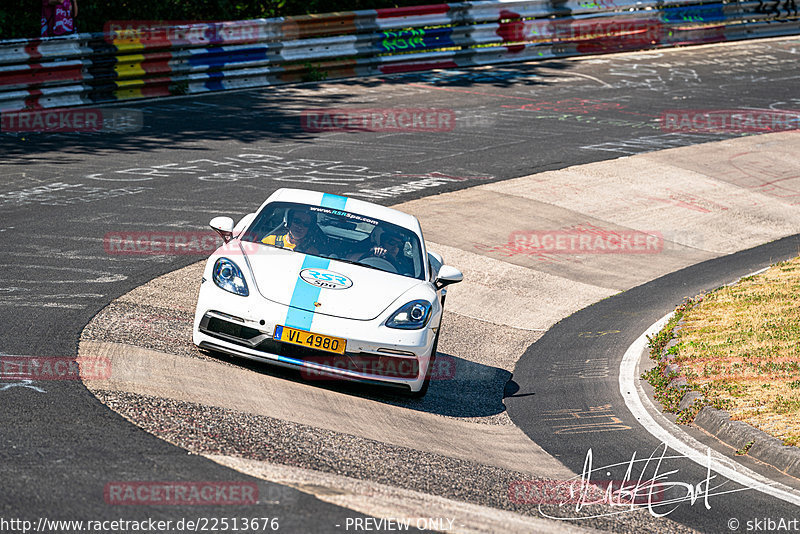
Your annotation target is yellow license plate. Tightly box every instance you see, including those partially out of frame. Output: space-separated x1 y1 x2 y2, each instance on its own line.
274 325 346 355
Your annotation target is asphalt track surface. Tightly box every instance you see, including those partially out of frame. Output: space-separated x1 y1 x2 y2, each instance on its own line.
506 235 800 532
2 37 800 531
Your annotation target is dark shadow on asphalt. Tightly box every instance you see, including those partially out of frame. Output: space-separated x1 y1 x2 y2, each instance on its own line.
0 60 570 161
201 347 512 419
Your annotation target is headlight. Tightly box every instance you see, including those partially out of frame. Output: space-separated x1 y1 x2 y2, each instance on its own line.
212 257 249 297
386 300 432 329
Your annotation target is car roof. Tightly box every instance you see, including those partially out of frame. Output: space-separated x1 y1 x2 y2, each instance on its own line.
259 188 423 235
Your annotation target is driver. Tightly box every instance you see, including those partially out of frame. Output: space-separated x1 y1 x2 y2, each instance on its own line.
366 229 413 276
262 209 324 255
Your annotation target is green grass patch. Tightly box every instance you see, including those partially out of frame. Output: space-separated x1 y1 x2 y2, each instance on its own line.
643 259 800 447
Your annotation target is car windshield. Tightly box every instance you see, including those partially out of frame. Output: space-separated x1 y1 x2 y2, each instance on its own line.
241 201 426 280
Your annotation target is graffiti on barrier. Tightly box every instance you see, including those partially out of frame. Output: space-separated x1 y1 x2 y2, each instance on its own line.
577 0 621 9
660 5 726 23
379 27 455 53
381 28 425 51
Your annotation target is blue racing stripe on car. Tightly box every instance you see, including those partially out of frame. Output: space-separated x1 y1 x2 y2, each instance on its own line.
284 255 330 331
320 193 348 211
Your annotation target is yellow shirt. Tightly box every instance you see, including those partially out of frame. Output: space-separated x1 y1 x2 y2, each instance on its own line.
261 233 296 250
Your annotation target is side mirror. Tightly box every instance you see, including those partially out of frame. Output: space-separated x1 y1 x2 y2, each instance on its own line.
428 251 443 280
436 265 463 289
210 216 234 243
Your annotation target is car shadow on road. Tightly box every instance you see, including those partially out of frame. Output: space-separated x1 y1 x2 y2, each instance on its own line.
366 350 513 419
203 347 512 419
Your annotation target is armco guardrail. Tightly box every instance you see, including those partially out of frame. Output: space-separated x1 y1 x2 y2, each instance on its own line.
1 0 799 111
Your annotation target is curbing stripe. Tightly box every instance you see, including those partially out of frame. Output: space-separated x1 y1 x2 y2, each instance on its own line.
694 407 800 478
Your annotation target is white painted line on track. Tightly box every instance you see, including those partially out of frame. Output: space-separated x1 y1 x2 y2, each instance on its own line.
726 267 769 283
620 312 800 507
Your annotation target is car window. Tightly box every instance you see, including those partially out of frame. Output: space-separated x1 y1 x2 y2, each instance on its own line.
241 201 425 280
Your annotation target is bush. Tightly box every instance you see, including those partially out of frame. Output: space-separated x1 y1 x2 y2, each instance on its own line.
1 0 437 41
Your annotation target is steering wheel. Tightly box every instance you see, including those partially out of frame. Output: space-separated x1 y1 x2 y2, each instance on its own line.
357 253 398 273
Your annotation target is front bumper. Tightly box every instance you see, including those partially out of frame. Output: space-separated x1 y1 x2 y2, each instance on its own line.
194 307 434 393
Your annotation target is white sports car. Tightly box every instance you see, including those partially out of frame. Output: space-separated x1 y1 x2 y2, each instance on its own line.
193 188 462 397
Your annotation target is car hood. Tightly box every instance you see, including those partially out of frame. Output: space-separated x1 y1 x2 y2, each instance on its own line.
240 242 424 321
